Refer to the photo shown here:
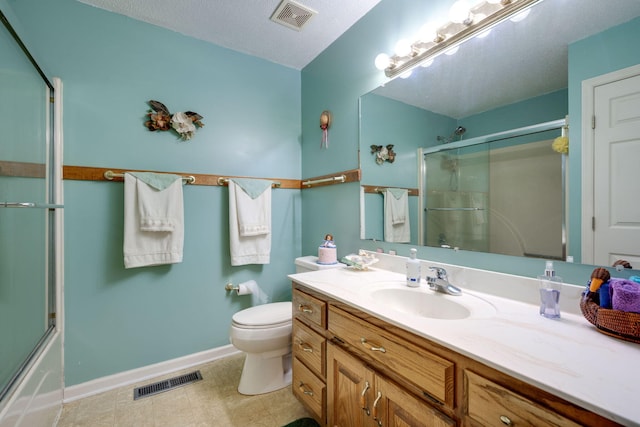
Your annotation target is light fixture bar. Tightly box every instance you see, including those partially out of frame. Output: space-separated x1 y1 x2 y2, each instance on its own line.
385 0 544 79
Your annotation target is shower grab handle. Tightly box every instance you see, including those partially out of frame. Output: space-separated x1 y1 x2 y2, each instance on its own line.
1 202 64 209
426 207 484 211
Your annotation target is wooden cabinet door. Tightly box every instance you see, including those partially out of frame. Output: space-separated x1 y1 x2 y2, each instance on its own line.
328 343 375 427
375 376 455 427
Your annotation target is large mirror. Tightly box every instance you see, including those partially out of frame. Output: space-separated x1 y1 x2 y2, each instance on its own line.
360 0 640 269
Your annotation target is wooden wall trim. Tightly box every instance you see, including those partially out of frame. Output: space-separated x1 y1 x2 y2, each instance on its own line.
62 165 301 189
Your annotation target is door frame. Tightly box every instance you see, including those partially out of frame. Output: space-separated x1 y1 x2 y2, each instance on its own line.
581 63 640 264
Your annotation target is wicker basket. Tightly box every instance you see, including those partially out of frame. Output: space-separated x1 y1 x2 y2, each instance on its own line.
580 292 640 343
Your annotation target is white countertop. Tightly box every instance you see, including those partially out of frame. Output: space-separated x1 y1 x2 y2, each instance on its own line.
289 262 640 426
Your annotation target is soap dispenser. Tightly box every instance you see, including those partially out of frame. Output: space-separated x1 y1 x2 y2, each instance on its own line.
406 248 421 287
538 261 562 319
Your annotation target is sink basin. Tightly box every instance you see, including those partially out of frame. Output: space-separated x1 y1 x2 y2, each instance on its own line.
368 286 496 320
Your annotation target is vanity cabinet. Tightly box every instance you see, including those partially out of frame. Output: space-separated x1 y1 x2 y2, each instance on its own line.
464 370 580 427
328 343 455 427
292 288 328 423
292 283 622 427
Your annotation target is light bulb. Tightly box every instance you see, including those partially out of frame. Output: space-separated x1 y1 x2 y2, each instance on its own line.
374 53 391 70
476 28 492 38
400 70 413 79
420 59 434 68
418 23 440 43
510 9 530 22
445 46 459 56
394 39 412 57
449 0 472 24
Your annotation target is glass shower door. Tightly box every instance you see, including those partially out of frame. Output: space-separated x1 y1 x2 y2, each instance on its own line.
424 144 490 252
0 9 59 403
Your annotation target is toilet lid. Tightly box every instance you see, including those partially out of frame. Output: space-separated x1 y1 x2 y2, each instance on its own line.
232 301 292 328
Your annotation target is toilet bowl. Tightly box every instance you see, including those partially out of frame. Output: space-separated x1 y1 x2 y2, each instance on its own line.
229 257 344 395
230 301 293 395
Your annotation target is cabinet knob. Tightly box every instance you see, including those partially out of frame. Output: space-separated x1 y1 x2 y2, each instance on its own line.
361 337 386 353
297 341 313 352
372 391 383 427
298 381 314 396
499 415 512 425
298 304 313 314
360 381 371 415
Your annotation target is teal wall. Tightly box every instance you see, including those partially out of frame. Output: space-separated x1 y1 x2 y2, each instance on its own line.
10 0 301 386
360 93 454 243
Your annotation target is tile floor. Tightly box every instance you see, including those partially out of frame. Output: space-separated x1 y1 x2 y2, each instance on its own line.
56 353 313 427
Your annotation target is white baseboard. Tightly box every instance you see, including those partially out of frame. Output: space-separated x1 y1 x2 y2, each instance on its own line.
63 345 240 403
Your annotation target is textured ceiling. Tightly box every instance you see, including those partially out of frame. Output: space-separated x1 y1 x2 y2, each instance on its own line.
76 0 382 70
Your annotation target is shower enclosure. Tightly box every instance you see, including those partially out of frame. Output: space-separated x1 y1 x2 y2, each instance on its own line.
0 8 63 422
419 120 566 260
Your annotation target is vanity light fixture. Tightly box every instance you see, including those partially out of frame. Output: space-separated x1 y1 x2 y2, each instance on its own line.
375 0 543 79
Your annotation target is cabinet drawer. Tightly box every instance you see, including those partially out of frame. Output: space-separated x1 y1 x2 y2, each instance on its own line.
329 306 454 407
293 357 326 424
465 370 580 427
293 319 326 379
293 288 326 329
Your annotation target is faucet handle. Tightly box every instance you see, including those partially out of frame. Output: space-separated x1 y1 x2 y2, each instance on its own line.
429 266 448 280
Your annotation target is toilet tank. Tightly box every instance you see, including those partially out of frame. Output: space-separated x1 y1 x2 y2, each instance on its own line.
294 256 344 273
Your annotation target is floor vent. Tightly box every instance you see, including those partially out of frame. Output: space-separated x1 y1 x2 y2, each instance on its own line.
133 370 202 400
270 0 317 31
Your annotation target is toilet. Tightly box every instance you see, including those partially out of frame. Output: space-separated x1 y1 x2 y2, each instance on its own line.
229 256 344 395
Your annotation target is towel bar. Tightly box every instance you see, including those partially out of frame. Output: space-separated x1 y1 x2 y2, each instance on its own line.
217 177 281 187
302 175 346 187
103 170 195 184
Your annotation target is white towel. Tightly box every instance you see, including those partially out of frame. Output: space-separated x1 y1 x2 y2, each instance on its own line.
229 179 271 266
384 188 410 243
123 173 184 268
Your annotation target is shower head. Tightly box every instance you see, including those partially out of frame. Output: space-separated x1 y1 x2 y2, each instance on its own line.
437 125 467 144
454 126 466 136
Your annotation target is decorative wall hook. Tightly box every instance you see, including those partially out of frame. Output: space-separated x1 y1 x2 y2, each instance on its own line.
145 100 204 141
370 144 395 165
320 110 331 149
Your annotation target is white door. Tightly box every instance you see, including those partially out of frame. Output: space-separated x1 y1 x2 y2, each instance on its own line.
592 73 640 266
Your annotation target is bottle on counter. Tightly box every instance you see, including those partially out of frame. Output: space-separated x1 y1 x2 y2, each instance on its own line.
538 260 562 319
406 248 421 288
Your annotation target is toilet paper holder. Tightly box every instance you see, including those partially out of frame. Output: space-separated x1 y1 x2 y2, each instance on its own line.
224 283 239 291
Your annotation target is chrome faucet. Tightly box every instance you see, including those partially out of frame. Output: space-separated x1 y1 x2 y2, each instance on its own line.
427 267 462 296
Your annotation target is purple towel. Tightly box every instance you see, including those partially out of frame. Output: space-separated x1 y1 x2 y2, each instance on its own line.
610 279 640 314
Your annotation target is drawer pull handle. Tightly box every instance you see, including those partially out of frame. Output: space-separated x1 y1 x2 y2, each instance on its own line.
499 415 512 425
372 391 383 427
360 381 370 415
297 341 314 353
298 304 313 314
361 337 386 353
298 382 314 396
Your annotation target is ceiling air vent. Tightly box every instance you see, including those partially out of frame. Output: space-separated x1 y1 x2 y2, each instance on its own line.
270 0 317 31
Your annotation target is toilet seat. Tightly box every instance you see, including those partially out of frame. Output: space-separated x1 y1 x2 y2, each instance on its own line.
231 301 292 329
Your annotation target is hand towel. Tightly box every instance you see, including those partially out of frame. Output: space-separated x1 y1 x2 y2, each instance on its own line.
229 179 272 265
231 178 272 236
131 172 183 231
611 279 640 313
383 188 410 243
123 173 184 268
